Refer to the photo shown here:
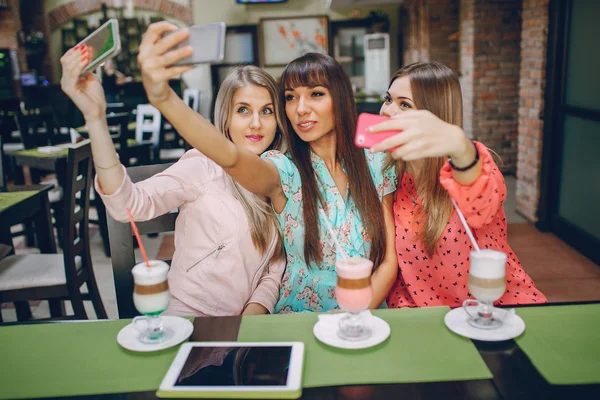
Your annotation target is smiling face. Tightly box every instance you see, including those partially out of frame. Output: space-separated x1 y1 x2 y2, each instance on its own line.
228 85 278 155
284 85 335 144
380 76 417 117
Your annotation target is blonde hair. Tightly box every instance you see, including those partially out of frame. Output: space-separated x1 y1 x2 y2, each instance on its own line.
388 61 462 256
214 66 285 259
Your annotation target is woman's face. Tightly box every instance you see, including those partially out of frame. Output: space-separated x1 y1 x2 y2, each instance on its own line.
380 76 417 117
284 85 335 143
228 85 277 155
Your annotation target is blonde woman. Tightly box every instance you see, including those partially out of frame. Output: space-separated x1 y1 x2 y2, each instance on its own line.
60 45 286 316
368 62 546 308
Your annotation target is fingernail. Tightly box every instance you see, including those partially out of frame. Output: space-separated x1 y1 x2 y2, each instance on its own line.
74 45 80 50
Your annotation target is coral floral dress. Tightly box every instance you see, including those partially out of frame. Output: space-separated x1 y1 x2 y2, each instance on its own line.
387 142 547 308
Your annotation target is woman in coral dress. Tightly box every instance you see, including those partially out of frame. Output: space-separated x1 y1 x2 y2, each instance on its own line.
368 61 547 308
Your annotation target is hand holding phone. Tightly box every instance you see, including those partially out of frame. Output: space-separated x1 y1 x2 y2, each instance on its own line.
354 113 401 149
76 19 121 75
163 23 226 66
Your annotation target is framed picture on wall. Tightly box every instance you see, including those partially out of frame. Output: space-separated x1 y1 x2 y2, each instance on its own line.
259 15 329 67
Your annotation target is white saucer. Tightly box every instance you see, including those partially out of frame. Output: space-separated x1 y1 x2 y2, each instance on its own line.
117 315 194 352
313 311 391 350
444 307 526 342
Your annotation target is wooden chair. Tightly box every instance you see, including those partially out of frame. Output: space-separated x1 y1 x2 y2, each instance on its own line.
0 135 13 260
107 163 176 319
0 140 108 322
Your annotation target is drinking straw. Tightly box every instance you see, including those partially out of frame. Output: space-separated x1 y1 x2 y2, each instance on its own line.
126 208 151 267
319 208 349 259
451 199 481 252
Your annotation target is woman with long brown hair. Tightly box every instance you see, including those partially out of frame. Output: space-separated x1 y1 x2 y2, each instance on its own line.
136 22 398 313
368 61 546 308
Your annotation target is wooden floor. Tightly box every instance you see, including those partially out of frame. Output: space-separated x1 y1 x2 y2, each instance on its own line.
507 223 600 303
157 223 600 303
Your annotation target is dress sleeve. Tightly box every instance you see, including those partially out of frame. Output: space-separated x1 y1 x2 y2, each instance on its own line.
439 141 507 228
260 150 301 202
365 150 398 199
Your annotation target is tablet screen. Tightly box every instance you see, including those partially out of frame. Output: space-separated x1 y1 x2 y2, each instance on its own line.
174 346 293 387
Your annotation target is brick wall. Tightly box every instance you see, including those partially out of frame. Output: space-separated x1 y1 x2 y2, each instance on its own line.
428 0 460 73
460 0 475 137
0 0 27 78
516 0 549 222
461 0 522 174
48 0 193 31
401 0 459 73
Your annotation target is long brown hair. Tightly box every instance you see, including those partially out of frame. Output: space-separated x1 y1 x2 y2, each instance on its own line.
388 61 462 256
214 65 285 259
280 53 386 268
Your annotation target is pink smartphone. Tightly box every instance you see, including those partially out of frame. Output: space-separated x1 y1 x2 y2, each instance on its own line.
354 113 400 149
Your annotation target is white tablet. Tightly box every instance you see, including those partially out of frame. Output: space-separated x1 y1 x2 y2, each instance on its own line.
157 342 304 399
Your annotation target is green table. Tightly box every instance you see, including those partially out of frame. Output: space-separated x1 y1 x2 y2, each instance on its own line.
515 303 600 385
237 308 492 388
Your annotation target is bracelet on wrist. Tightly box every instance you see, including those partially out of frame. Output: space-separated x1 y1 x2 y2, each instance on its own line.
449 141 479 172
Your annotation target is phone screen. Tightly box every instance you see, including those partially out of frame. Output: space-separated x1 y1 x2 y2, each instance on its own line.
79 19 120 74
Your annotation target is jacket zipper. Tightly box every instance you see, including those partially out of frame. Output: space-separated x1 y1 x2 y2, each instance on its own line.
186 243 225 272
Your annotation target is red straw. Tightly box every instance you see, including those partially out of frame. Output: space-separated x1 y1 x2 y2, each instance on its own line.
126 208 150 267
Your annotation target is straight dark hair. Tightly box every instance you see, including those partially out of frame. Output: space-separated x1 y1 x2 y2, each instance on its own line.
280 53 386 269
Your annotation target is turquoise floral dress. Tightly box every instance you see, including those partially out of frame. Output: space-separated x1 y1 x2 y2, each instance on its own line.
261 150 397 313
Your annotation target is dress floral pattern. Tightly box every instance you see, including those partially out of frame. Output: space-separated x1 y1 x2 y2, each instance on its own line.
262 150 397 313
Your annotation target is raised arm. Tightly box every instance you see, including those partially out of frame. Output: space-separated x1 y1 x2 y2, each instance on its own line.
60 45 200 222
137 22 283 200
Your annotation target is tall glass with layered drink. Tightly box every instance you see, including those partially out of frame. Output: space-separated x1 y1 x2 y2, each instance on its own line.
462 249 507 329
335 257 373 341
132 260 173 343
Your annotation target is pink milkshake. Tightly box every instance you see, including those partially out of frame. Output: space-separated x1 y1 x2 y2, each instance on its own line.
335 257 374 312
335 257 373 341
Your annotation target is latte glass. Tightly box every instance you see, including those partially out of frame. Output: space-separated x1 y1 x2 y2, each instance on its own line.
462 249 507 330
132 260 173 343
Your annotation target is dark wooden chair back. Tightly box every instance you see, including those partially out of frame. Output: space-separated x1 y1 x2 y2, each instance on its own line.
107 163 176 318
61 140 106 318
0 134 5 188
15 108 57 149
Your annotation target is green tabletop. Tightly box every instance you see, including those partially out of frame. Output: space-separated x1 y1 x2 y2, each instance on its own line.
7 147 68 158
0 191 39 212
515 304 600 385
0 319 182 400
238 308 492 388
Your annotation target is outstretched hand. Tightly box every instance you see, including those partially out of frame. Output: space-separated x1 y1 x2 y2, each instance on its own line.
368 110 471 161
138 21 194 106
60 45 106 122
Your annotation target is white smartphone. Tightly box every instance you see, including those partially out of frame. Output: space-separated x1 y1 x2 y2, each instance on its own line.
76 19 121 74
165 22 226 66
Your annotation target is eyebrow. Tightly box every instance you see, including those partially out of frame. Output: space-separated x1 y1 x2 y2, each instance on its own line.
387 92 414 103
284 85 325 91
234 102 274 108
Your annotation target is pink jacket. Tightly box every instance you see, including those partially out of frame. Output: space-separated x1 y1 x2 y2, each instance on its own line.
96 149 285 315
